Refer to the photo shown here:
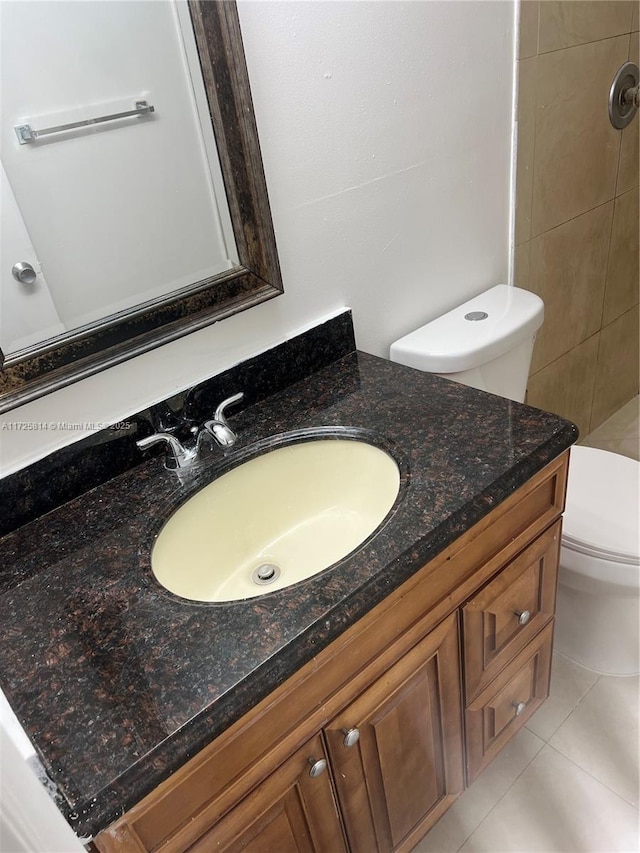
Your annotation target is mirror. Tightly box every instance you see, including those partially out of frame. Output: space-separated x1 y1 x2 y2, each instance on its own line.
0 0 282 414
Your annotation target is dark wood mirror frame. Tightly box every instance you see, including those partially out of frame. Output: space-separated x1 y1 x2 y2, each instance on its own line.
0 0 282 414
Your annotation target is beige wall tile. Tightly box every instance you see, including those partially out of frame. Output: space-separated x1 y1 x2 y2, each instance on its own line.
519 1 539 59
513 241 531 291
603 188 640 325
526 335 599 436
538 2 634 54
617 112 639 194
515 58 538 245
630 28 639 64
591 307 640 428
529 202 614 373
531 37 627 236
633 1 639 31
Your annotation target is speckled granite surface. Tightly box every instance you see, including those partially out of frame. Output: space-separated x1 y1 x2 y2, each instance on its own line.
0 347 577 839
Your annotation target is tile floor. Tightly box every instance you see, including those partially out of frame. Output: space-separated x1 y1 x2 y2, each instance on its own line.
580 396 640 462
414 396 640 853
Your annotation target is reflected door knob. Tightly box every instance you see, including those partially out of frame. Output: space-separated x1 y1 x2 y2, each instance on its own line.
12 261 37 285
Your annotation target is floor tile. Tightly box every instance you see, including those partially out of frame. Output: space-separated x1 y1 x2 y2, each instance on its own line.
583 395 639 442
459 745 639 853
526 652 600 742
549 674 640 806
413 728 544 853
580 436 640 462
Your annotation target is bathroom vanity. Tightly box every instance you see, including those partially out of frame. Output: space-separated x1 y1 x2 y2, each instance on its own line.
0 316 577 851
95 452 565 853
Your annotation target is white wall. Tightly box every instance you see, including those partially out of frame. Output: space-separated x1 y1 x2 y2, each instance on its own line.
0 0 516 476
0 727 84 852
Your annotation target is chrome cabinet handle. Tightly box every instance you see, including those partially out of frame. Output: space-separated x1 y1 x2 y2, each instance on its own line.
308 758 327 778
515 610 531 626
342 727 360 748
512 701 527 716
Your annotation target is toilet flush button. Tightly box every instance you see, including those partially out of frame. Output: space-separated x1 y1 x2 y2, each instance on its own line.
465 311 489 321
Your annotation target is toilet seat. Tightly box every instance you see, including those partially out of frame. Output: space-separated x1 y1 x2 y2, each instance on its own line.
562 446 639 566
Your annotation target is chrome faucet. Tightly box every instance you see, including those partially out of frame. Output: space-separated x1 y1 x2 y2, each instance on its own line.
203 392 244 448
136 392 244 469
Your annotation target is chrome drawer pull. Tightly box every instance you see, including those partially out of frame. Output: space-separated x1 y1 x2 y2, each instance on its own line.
512 701 527 716
515 609 531 626
342 727 360 748
308 758 328 778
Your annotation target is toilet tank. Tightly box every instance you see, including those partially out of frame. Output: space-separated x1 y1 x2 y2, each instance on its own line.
389 285 544 402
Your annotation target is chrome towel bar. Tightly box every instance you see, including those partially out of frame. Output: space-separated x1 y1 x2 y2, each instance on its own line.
14 100 155 145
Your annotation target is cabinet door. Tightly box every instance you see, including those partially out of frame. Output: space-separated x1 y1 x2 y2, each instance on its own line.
325 612 464 853
188 733 346 853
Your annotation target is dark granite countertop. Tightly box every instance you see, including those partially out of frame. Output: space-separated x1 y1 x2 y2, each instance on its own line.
0 350 577 839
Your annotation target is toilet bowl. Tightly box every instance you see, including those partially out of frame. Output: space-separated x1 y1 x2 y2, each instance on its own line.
555 445 639 676
389 285 639 677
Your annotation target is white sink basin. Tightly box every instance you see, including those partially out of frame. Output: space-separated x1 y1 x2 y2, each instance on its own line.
151 438 400 602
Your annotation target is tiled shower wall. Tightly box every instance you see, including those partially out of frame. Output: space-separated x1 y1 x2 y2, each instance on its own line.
516 1 639 436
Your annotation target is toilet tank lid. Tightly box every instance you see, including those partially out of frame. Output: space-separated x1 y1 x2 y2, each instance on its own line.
563 446 640 562
389 285 544 374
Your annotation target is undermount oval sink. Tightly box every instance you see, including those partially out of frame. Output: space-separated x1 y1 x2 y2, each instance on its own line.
150 438 401 603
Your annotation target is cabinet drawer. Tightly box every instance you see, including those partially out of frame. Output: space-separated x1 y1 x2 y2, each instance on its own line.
465 621 553 784
462 520 560 702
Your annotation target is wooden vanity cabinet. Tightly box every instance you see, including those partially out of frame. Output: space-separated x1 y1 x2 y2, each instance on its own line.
94 452 569 853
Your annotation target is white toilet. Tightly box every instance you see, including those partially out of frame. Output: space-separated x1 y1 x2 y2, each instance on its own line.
390 284 640 676
390 284 544 403
555 445 639 675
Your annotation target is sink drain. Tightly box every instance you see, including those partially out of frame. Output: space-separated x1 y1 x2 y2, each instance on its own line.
251 563 281 586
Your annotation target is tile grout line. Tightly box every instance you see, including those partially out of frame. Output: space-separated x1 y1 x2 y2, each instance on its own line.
544 742 639 810
525 652 603 744
453 733 547 853
455 734 637 853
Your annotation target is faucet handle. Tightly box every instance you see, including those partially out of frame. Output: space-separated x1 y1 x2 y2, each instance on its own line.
136 433 195 469
214 392 244 426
